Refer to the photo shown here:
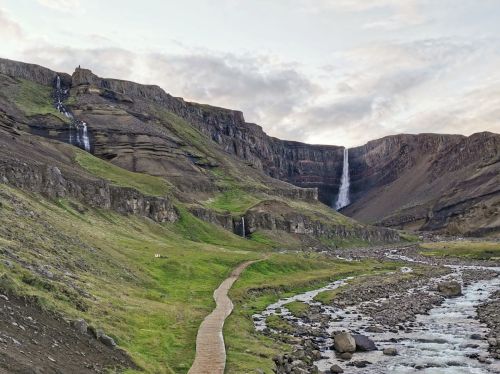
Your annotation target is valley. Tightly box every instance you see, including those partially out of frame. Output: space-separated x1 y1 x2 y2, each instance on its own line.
0 57 498 374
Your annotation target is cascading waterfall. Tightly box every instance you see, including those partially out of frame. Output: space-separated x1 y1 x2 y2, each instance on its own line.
335 147 350 210
54 75 91 152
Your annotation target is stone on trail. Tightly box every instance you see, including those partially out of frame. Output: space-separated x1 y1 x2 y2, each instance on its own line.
333 332 356 353
438 281 462 297
353 334 377 351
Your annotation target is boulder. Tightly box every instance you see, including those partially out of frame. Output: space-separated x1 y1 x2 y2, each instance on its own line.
333 332 356 353
330 364 344 373
438 281 462 297
99 334 116 347
72 319 88 335
383 347 398 356
353 334 377 351
339 352 352 360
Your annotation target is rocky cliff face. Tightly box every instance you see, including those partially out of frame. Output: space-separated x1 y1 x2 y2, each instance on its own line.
0 58 70 86
344 132 500 235
1 58 497 236
0 160 178 223
69 67 345 205
243 201 399 243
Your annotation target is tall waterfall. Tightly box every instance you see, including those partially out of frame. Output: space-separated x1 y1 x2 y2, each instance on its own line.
335 148 350 210
54 75 91 152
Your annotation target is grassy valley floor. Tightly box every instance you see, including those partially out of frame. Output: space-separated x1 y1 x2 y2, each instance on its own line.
0 183 407 373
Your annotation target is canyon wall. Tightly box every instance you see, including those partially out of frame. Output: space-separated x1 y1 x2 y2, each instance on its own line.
2 58 498 235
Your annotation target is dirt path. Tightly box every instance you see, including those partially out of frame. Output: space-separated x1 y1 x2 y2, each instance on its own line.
188 259 261 374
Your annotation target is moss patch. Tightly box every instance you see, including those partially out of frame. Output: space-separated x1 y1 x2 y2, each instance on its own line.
74 150 172 196
419 241 500 260
284 301 310 318
13 79 68 122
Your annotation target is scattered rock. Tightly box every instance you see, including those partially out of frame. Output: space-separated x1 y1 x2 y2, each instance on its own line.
383 347 398 356
330 364 344 373
349 360 371 368
339 352 352 360
98 334 116 348
365 326 384 333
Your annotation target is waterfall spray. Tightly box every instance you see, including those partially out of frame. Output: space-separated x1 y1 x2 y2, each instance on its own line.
241 217 246 238
335 148 350 210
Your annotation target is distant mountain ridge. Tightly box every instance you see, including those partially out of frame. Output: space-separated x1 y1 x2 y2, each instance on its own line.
1 57 498 236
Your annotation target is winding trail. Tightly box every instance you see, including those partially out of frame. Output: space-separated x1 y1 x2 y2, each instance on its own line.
188 258 262 374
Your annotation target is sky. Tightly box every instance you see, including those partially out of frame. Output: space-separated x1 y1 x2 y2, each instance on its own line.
1 0 500 147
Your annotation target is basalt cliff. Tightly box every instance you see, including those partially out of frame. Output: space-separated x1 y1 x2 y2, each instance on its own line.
0 57 498 237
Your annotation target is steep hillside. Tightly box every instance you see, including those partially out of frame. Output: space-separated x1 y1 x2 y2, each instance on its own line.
0 58 405 373
345 133 500 236
2 57 497 237
0 57 398 246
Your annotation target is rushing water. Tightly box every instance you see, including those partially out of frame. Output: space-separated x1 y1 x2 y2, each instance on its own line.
335 148 350 210
54 75 91 152
254 260 500 374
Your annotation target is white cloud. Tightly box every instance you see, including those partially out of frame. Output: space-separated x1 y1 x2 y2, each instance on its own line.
36 0 81 12
0 8 23 39
1 1 499 147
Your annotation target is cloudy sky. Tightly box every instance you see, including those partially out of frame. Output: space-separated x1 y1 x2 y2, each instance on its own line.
1 0 499 146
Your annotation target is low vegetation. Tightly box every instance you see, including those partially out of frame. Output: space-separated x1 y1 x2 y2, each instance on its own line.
419 241 500 260
12 79 68 122
206 188 260 214
74 150 173 196
284 301 310 318
0 184 261 373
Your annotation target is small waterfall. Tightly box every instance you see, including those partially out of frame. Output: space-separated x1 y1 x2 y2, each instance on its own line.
241 217 246 238
53 75 91 153
81 122 90 152
335 147 350 210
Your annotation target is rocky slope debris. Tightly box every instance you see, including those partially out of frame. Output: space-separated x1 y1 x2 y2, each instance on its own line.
0 293 137 373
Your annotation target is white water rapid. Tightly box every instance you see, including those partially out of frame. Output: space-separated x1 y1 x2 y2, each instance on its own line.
335 147 350 210
54 75 91 152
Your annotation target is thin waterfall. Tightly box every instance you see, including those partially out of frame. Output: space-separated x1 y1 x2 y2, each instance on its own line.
241 217 246 238
54 75 91 152
335 148 350 210
81 122 90 152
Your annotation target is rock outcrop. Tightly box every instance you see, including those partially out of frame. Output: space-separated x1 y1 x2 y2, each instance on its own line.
243 201 399 243
344 132 500 235
0 57 71 87
0 159 178 223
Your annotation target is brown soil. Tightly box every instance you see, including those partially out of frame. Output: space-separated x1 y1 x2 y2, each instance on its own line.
188 259 260 374
0 293 137 374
